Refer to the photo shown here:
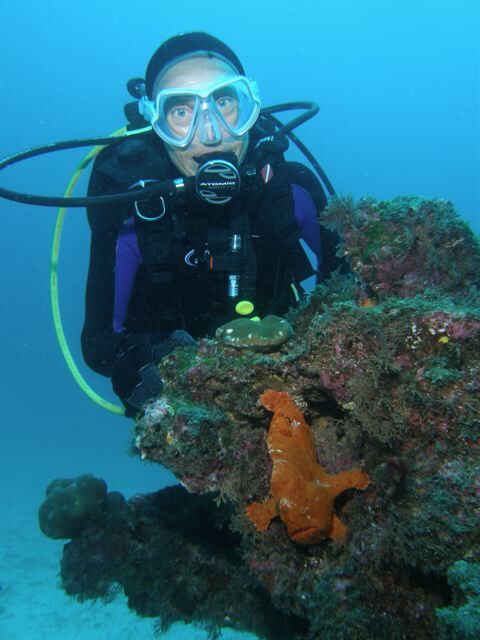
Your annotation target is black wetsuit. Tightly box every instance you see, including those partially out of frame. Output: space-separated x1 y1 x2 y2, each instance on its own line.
81 130 337 379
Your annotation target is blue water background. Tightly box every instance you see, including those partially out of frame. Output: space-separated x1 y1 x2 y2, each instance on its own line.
0 0 478 628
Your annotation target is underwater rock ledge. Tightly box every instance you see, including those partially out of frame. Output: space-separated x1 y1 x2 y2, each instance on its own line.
57 196 480 640
58 485 306 639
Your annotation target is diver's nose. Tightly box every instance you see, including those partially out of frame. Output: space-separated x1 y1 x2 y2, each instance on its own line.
198 109 222 145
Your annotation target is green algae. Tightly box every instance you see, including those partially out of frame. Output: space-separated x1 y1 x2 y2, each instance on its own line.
436 561 480 639
306 564 408 640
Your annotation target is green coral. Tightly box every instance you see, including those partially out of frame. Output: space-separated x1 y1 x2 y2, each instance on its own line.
38 474 107 539
436 561 480 639
422 356 464 385
215 315 294 351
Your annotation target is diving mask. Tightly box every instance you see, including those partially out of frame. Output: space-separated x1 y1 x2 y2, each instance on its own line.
140 76 261 148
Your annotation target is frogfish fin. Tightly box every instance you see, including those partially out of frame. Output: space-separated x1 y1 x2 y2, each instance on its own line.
329 513 348 540
246 498 278 531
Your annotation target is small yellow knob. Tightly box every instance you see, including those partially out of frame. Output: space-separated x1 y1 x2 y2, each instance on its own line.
235 300 255 316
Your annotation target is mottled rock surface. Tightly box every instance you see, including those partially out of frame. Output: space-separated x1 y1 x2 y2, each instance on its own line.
56 197 480 639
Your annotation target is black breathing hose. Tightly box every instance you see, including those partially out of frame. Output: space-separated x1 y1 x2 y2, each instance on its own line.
0 134 187 207
0 102 335 207
261 102 336 197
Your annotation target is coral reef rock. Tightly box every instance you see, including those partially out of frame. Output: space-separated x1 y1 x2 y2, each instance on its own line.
51 196 480 639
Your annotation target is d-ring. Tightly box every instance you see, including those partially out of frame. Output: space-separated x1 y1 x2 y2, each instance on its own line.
129 179 166 221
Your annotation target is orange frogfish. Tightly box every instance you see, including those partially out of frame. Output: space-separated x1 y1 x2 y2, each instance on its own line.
246 390 370 544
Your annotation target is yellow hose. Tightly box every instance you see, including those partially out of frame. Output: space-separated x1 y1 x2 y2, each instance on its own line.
50 125 151 415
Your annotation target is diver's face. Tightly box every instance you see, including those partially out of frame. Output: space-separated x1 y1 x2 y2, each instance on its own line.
153 56 249 176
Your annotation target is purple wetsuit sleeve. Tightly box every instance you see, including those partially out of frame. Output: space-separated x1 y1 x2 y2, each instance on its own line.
114 218 142 334
292 184 322 271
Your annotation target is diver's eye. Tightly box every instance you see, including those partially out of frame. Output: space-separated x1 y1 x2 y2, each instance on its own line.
217 96 234 110
164 96 195 125
213 87 238 116
169 105 193 123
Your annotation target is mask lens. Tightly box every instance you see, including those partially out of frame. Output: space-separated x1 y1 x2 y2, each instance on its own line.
211 78 260 136
212 86 240 127
152 77 260 147
154 94 199 146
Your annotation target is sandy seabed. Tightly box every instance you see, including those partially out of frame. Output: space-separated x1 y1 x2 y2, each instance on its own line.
0 493 255 640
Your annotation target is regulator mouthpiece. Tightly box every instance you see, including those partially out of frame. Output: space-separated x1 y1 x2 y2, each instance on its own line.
195 155 241 205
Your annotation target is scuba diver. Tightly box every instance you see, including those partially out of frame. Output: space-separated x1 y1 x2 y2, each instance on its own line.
80 31 340 417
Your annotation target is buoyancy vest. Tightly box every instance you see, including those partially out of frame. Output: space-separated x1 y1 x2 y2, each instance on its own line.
86 129 333 334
